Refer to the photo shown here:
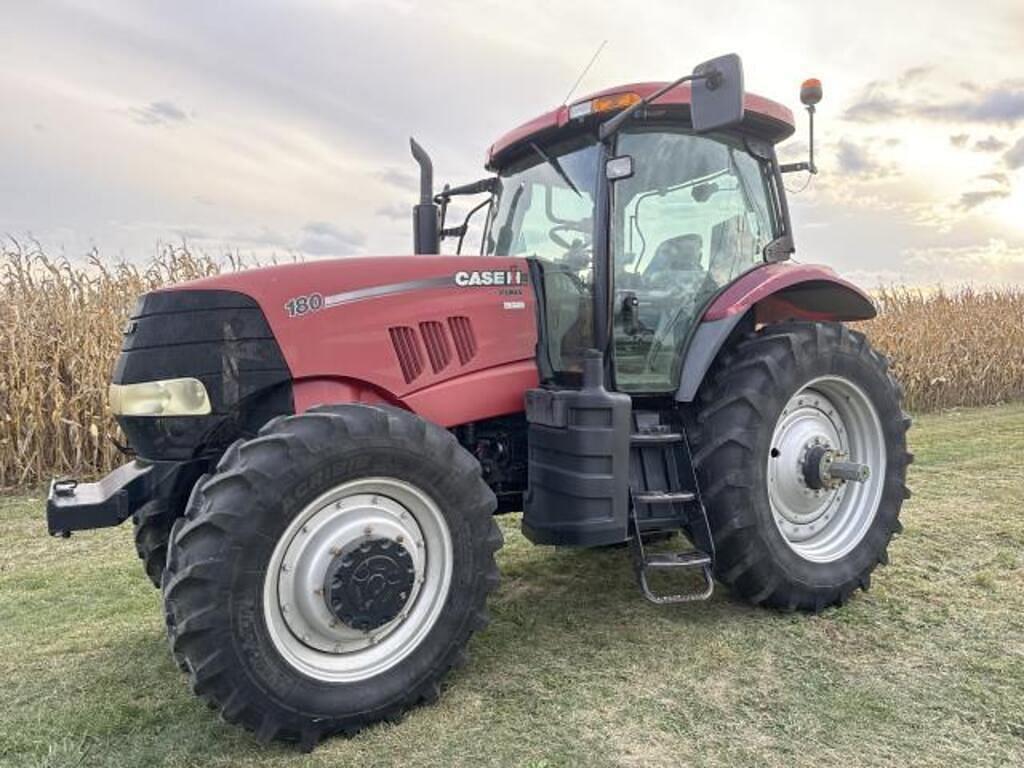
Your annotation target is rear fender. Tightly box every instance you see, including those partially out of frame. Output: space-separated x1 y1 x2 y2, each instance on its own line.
675 263 875 402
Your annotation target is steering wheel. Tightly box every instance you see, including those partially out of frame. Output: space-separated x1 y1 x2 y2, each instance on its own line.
548 222 590 250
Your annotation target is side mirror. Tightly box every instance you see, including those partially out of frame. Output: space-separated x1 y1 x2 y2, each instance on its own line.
690 53 745 133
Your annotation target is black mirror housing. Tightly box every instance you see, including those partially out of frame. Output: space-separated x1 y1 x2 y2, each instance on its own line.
691 53 745 133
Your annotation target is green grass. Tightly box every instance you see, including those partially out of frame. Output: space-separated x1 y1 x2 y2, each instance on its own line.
2 405 1023 767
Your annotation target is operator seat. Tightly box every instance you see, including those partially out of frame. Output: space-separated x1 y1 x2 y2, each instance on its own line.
647 234 703 275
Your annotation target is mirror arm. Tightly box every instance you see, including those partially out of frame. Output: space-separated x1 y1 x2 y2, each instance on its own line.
780 104 818 174
598 71 716 142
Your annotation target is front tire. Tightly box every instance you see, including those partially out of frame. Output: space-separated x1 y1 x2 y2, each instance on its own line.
133 498 179 588
692 321 911 611
161 404 501 749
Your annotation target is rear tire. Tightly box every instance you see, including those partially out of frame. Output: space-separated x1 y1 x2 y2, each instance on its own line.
161 404 501 749
691 321 911 612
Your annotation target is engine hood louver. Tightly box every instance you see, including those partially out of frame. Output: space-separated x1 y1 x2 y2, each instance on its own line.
389 316 477 384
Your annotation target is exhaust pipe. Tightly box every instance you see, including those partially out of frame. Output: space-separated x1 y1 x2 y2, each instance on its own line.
410 138 440 254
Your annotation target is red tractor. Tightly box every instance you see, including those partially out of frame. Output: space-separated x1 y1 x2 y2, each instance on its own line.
47 55 911 749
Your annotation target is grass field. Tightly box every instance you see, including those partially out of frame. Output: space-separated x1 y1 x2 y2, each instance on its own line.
1 404 1023 767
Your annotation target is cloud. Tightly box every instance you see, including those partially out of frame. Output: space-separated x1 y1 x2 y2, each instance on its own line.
950 133 970 147
1005 137 1024 169
296 221 365 255
835 139 893 178
903 239 1024 284
375 167 419 192
219 223 364 255
897 65 933 87
974 135 1008 152
376 202 410 221
958 189 1010 211
980 171 1010 186
172 226 209 240
844 78 1024 125
843 91 905 123
130 100 189 126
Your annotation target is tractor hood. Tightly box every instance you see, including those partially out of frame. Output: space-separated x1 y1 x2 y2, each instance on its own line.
125 255 538 445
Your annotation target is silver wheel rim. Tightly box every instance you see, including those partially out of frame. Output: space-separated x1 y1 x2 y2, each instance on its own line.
767 376 886 563
263 477 453 683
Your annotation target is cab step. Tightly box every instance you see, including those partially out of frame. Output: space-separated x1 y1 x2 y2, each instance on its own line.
633 490 696 505
629 526 715 605
630 431 683 446
643 550 711 568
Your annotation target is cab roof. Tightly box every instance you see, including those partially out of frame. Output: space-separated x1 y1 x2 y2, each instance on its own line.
487 81 796 170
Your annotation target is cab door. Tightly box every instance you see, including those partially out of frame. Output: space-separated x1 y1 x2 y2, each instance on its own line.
610 128 779 393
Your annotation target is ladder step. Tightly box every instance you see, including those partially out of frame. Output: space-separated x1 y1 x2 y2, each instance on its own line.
643 550 712 569
630 431 683 446
634 490 695 505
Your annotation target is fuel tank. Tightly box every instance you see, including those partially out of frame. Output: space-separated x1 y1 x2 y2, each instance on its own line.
156 255 540 428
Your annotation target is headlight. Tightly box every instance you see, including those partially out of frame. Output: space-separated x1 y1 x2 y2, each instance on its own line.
109 378 211 417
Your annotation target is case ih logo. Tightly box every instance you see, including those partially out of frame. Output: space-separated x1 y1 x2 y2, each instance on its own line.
453 269 524 288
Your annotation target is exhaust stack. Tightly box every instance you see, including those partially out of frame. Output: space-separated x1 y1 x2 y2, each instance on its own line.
410 138 440 254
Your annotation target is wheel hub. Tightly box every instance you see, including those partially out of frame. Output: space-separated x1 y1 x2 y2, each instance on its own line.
262 478 453 683
802 444 871 491
325 537 416 631
766 377 886 563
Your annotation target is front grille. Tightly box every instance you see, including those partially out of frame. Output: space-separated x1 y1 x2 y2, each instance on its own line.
113 289 292 460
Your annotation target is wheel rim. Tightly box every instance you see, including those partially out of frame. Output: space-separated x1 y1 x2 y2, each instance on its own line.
263 477 453 683
767 376 886 563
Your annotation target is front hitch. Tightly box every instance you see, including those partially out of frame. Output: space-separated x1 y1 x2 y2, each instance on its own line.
46 460 198 537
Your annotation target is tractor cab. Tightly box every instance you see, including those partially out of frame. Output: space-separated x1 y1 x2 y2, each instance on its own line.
432 55 799 398
484 101 791 394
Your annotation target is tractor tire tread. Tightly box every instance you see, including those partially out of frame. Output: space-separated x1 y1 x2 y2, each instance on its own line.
161 403 501 749
692 320 911 613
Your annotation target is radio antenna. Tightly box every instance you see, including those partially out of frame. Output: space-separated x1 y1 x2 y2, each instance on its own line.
562 39 608 105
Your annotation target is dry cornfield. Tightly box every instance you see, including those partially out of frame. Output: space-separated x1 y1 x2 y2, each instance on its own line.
1 241 1022 488
858 286 1024 413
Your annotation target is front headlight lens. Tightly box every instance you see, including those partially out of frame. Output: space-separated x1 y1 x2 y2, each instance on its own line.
109 378 211 417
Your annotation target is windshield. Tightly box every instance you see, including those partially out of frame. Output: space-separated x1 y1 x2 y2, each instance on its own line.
485 136 599 264
485 136 601 379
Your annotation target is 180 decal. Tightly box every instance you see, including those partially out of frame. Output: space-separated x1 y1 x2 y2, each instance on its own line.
284 292 324 317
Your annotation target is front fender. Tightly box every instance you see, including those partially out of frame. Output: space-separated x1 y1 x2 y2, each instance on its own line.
675 263 875 402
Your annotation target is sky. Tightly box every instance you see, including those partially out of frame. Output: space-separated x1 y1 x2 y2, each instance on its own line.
1 0 1022 286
